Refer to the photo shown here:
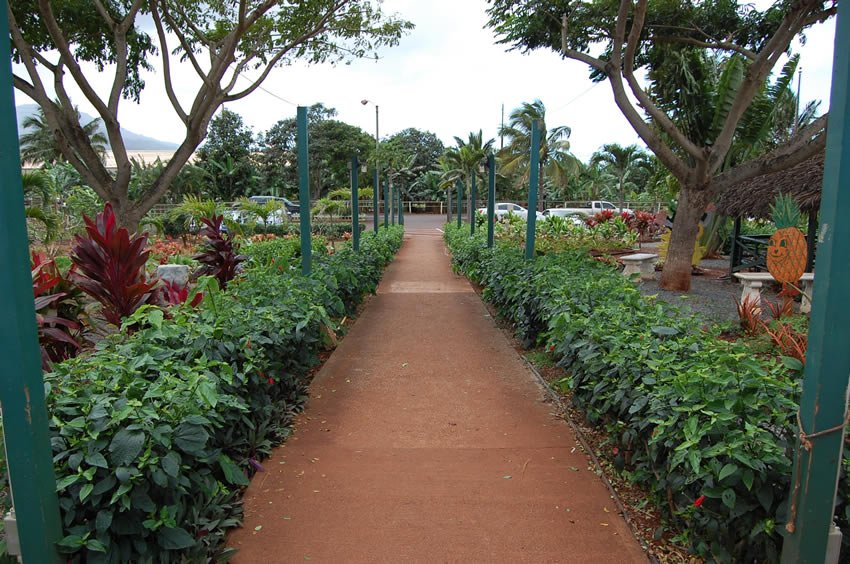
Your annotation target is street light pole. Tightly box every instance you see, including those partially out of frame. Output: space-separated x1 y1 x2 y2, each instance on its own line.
361 100 380 231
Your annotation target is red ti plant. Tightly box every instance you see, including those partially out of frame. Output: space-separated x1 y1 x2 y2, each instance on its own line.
193 215 246 289
159 280 204 307
32 252 83 369
70 203 158 326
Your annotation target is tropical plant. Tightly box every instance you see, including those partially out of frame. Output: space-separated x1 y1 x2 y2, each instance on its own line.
70 203 158 326
312 198 348 221
590 144 651 211
19 105 107 166
442 130 495 214
22 170 60 242
237 197 284 229
32 253 82 369
193 216 246 289
485 1 831 291
498 100 578 210
11 2 412 230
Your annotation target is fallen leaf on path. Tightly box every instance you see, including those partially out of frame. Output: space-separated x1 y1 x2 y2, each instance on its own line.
401 362 408 368
254 526 262 532
502 475 512 480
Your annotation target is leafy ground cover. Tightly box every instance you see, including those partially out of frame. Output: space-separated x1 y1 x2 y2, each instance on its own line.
443 223 849 562
6 226 403 562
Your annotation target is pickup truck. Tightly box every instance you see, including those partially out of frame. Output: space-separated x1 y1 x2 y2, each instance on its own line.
557 200 631 216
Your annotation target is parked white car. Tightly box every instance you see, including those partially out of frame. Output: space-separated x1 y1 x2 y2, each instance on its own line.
557 200 632 216
541 208 586 226
476 202 544 221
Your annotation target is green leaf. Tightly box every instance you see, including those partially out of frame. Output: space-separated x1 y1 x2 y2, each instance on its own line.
651 326 679 337
781 356 804 371
79 483 94 502
219 454 249 486
721 488 737 509
174 423 209 455
719 463 738 481
688 450 701 474
56 474 80 491
86 539 107 552
85 452 109 469
161 452 181 478
109 429 145 466
742 469 755 491
157 527 196 550
95 510 113 532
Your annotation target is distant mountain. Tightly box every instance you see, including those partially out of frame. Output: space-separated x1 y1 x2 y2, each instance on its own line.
15 103 179 151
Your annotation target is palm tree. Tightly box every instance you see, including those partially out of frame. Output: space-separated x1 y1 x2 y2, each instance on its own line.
19 105 108 166
22 170 59 241
498 100 576 210
443 130 494 217
590 144 651 211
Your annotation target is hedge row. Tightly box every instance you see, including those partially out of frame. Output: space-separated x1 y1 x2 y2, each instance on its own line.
443 223 849 562
46 226 404 563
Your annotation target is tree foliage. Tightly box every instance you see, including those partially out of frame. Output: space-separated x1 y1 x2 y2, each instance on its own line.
485 0 833 291
196 109 258 201
10 0 413 229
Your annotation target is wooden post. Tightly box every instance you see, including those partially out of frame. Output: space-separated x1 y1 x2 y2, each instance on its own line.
0 3 63 560
781 4 850 561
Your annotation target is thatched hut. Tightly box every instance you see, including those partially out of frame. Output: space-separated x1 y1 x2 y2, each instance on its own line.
715 151 823 273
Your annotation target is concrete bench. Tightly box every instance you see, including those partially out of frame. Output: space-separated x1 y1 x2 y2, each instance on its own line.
733 272 815 313
621 253 658 281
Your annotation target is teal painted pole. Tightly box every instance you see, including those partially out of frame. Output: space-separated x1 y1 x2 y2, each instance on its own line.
470 174 477 235
373 168 379 233
390 184 395 226
351 156 360 251
383 181 389 228
525 120 541 260
399 189 405 226
0 2 63 561
456 179 463 229
487 153 496 248
781 5 850 562
297 106 311 275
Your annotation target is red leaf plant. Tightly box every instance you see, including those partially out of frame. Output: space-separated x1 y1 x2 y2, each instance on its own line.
32 252 83 369
193 215 247 289
159 280 204 308
70 203 158 326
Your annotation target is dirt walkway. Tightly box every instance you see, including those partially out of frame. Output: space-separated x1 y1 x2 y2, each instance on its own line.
228 216 646 563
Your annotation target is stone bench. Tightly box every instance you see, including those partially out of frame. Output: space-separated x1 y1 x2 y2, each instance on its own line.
621 253 658 281
733 272 815 313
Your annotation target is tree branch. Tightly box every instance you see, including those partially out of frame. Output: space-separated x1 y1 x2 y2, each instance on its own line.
623 0 703 161
155 0 211 85
713 114 828 192
656 36 757 61
151 6 188 123
710 0 822 170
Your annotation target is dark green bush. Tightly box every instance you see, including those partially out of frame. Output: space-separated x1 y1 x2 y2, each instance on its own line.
443 223 833 562
252 222 355 239
241 236 327 269
46 226 404 562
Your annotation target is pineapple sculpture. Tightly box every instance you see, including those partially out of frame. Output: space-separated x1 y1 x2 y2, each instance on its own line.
767 194 808 288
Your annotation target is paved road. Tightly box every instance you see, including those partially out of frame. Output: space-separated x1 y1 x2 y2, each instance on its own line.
228 216 646 563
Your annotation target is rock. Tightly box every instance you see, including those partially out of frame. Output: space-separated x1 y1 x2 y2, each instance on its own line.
156 264 190 287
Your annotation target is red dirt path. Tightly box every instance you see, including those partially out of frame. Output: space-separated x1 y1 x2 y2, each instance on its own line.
228 217 646 563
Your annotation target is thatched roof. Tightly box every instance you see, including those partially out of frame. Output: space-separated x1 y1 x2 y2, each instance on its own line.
715 151 824 219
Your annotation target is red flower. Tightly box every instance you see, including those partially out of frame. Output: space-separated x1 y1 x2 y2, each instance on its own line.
612 447 619 455
267 377 275 385
549 345 555 352
694 495 706 507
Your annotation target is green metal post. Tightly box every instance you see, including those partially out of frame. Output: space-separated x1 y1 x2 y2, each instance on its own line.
456 179 463 229
0 2 63 560
297 106 311 275
781 5 850 562
470 174 477 235
390 184 395 226
373 168 379 233
487 153 496 248
351 156 360 252
399 189 405 226
383 181 389 228
525 120 541 260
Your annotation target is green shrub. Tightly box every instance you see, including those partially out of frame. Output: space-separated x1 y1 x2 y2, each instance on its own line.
443 223 824 562
46 226 404 562
241 236 328 269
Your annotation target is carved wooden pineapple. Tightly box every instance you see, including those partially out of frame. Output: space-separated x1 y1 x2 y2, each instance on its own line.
767 194 807 285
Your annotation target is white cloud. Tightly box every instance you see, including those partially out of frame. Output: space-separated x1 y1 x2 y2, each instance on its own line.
13 0 836 162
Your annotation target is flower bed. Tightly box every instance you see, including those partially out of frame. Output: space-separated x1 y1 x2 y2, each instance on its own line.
443 223 849 561
43 226 404 562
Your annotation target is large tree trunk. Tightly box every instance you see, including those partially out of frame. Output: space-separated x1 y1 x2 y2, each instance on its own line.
659 185 710 292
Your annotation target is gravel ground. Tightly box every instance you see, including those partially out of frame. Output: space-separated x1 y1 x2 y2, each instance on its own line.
635 244 744 326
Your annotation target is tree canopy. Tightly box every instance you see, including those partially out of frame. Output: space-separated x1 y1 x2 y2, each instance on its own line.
486 0 833 290
10 0 413 229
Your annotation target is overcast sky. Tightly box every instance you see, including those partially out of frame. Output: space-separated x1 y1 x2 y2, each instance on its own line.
13 0 837 162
